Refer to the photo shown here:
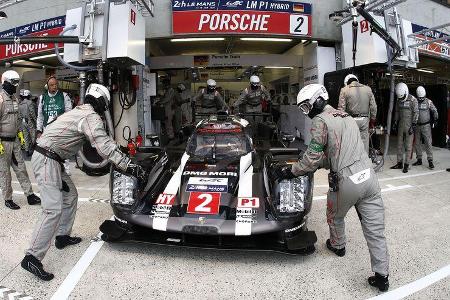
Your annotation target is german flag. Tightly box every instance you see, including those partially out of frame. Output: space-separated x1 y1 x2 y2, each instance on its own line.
293 4 305 12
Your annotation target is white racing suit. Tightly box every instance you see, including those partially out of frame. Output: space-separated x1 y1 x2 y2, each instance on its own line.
26 104 130 261
233 85 270 125
0 90 34 201
291 105 389 276
338 82 377 153
395 95 419 164
414 98 438 161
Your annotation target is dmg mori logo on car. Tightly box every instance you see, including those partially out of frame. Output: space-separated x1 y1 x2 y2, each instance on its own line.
183 171 238 177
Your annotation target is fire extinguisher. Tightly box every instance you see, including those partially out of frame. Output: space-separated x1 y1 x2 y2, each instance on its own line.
123 126 136 156
135 130 143 148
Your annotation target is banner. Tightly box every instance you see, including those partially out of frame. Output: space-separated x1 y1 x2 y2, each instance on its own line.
172 0 312 36
0 16 65 61
412 23 450 60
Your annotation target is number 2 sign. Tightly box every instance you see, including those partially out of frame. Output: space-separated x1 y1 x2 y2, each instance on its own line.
187 192 220 215
289 14 309 36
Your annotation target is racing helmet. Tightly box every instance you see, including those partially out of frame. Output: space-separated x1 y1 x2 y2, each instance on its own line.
395 82 409 101
177 83 186 92
20 89 31 99
2 70 20 95
416 86 426 99
250 75 260 90
207 79 216 93
85 83 111 114
297 84 329 119
344 74 358 86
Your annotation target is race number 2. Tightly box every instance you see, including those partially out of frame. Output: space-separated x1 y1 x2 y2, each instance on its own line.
289 14 309 35
187 192 220 215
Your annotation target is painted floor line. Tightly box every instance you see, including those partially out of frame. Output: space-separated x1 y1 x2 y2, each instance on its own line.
312 184 413 201
11 191 110 203
315 169 447 188
366 264 450 300
49 231 107 300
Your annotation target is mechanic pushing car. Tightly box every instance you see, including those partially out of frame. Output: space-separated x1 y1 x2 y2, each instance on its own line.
274 84 390 292
338 74 377 153
0 70 41 210
193 79 228 116
390 82 419 173
21 83 144 281
412 86 438 169
233 75 271 119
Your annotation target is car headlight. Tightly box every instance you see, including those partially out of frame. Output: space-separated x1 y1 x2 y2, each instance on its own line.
277 176 310 214
112 171 137 206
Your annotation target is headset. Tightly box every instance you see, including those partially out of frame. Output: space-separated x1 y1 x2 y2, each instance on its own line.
44 75 57 90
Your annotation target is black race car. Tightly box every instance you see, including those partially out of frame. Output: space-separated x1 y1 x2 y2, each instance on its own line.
100 114 317 254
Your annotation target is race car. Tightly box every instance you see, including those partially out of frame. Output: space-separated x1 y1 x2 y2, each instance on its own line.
100 114 317 254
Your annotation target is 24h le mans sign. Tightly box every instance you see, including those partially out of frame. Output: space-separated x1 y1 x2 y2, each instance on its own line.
172 0 312 36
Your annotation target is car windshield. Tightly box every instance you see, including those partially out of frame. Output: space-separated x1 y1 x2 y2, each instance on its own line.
187 132 252 159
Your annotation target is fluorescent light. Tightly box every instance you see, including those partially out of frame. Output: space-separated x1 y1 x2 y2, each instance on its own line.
13 60 26 64
171 38 225 42
29 53 60 60
240 37 292 42
264 66 294 69
417 69 434 74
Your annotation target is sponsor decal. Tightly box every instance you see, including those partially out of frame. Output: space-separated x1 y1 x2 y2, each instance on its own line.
183 171 238 177
186 177 229 192
172 0 312 36
187 192 221 214
237 197 259 208
412 23 450 60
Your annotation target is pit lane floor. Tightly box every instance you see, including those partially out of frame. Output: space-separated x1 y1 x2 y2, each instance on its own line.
0 147 449 300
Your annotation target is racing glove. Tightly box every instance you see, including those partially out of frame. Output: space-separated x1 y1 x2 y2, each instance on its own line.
17 131 25 149
408 123 416 135
272 165 296 180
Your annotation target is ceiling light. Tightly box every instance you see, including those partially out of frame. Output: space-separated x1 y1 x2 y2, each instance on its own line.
240 37 292 42
0 11 7 20
171 38 225 42
29 53 59 60
13 60 26 64
417 69 434 74
264 66 294 69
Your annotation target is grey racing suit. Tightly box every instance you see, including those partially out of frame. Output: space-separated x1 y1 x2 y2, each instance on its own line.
291 105 389 276
233 85 270 124
159 87 176 139
395 95 419 164
194 89 227 121
338 82 377 153
0 90 34 201
26 104 130 261
18 98 37 153
414 98 438 161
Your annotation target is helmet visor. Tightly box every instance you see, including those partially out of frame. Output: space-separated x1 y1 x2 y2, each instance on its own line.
10 78 20 87
298 101 311 115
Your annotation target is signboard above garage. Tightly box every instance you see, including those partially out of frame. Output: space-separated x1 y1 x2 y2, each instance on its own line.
172 0 312 36
0 16 65 61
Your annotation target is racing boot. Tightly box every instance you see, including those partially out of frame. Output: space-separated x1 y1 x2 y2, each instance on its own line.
390 162 403 169
27 193 41 205
402 163 409 173
55 235 82 249
428 160 434 170
412 159 422 166
5 200 20 210
368 273 389 292
21 254 54 281
326 239 345 257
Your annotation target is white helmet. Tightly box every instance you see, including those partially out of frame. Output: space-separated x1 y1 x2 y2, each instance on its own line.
297 84 329 118
1 70 20 86
344 74 358 86
177 83 186 91
250 75 260 85
206 79 216 87
416 86 426 98
85 83 110 113
395 82 409 100
20 89 31 98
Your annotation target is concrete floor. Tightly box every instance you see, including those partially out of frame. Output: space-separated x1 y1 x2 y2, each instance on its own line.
0 147 449 300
